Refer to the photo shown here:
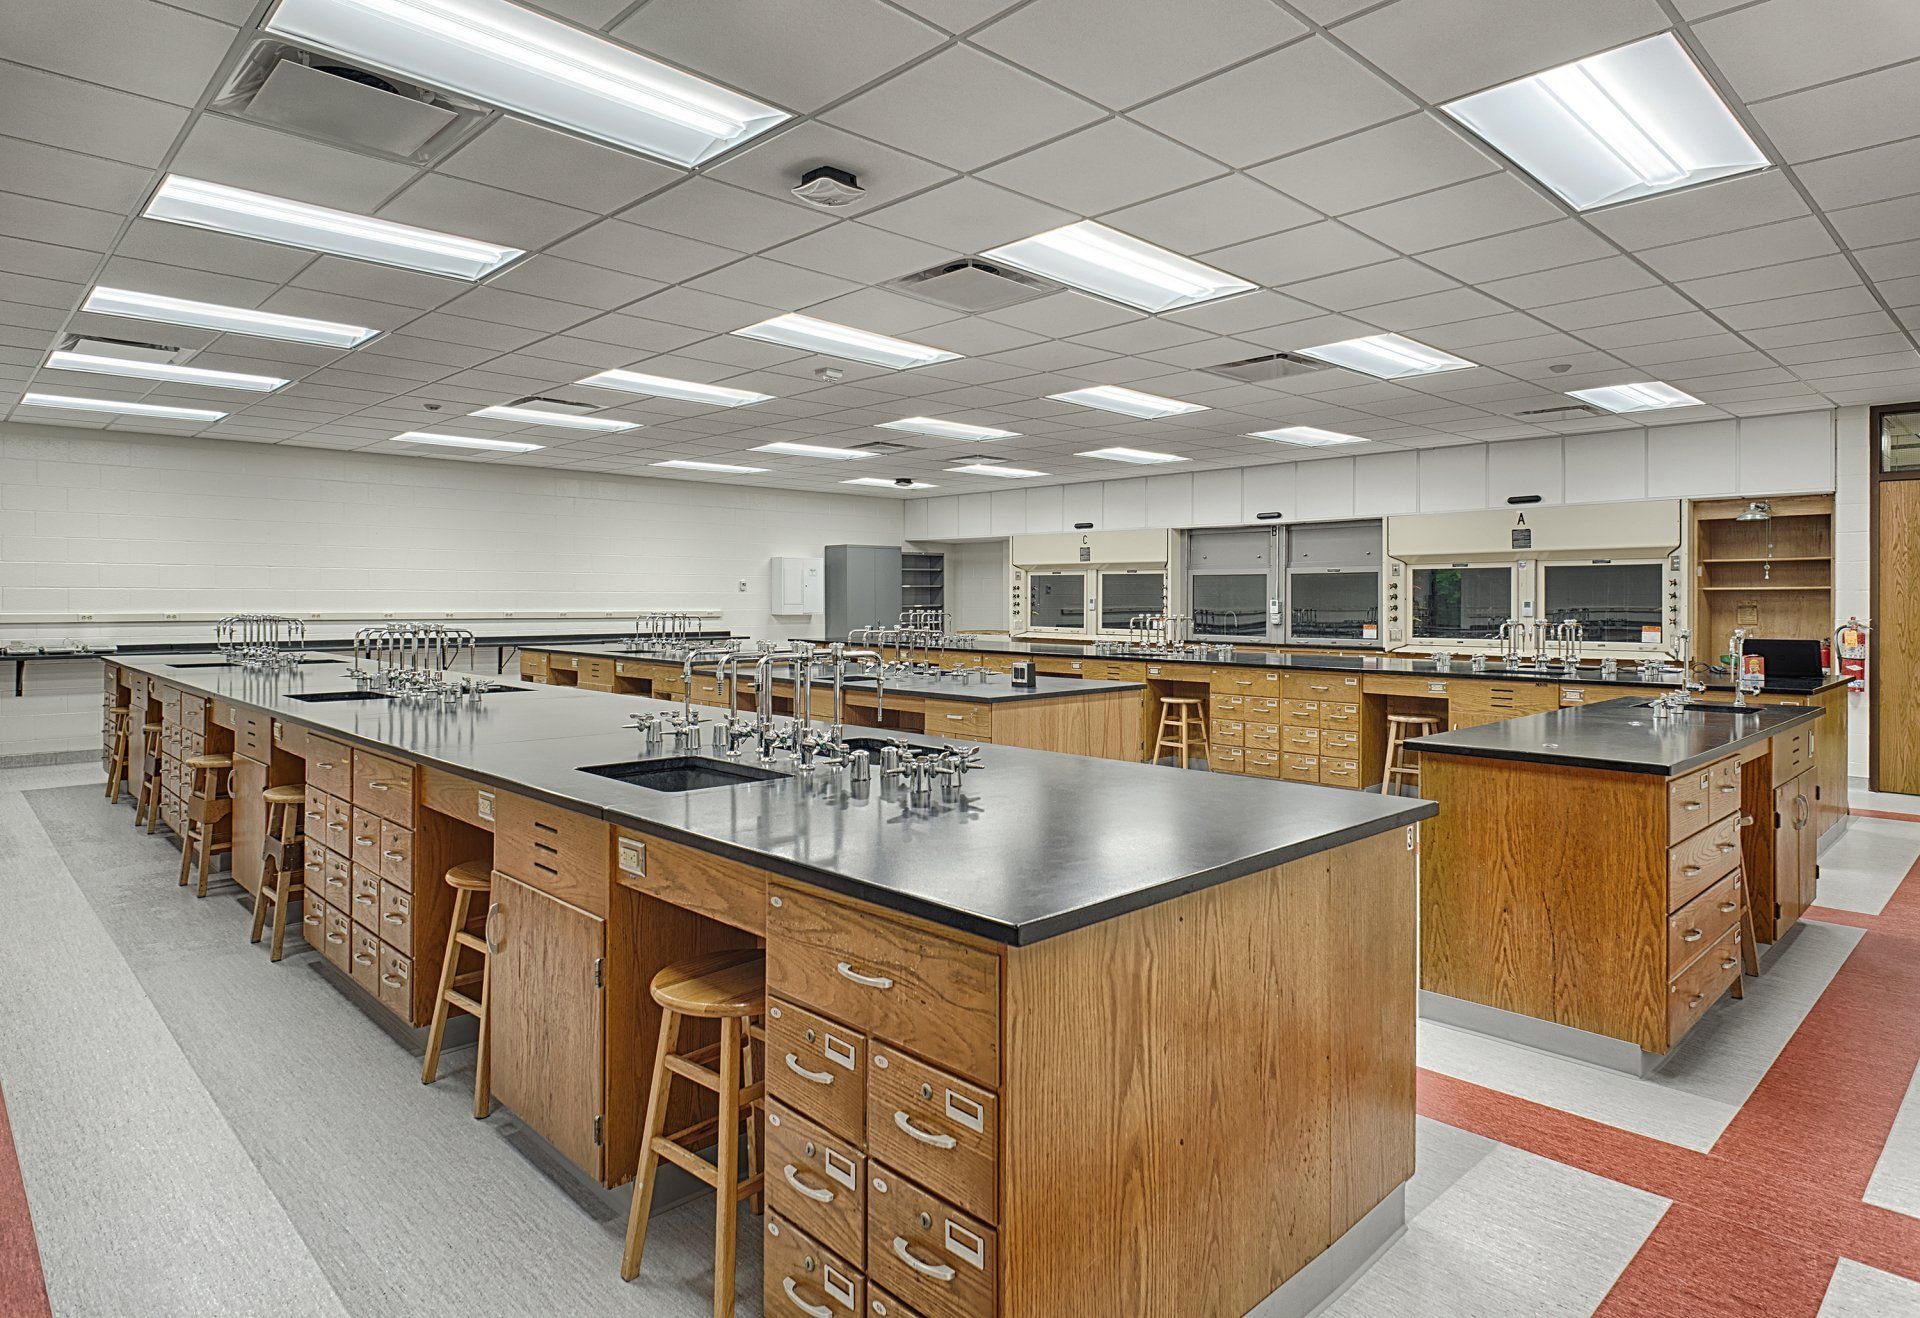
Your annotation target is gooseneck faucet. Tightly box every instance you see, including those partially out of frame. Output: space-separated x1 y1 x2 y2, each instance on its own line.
1729 627 1762 706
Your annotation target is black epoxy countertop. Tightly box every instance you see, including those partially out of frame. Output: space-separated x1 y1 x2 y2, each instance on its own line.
113 652 1432 945
1406 696 1822 777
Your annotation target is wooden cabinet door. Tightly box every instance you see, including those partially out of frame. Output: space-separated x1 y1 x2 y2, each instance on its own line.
488 872 606 1180
230 754 267 897
1773 776 1814 933
1794 774 1819 917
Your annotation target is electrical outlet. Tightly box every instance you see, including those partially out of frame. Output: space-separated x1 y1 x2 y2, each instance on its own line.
78 613 94 621
163 612 179 620
738 579 748 591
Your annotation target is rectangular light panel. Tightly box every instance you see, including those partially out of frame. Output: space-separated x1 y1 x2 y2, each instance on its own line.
878 417 1019 441
652 459 767 473
144 175 523 280
83 287 379 348
948 464 1046 478
1442 33 1768 211
577 369 772 407
753 442 870 460
1566 381 1703 413
391 430 543 452
732 314 959 370
1077 447 1186 465
1247 426 1367 447
1048 385 1208 419
983 221 1255 314
844 476 937 489
267 0 788 168
21 393 226 422
46 350 287 393
471 405 638 431
1295 333 1474 380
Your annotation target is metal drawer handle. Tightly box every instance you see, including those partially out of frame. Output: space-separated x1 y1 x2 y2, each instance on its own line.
783 1278 831 1318
784 1054 834 1085
316 761 336 770
782 1164 834 1203
836 962 893 990
329 821 346 831
894 1110 957 1149
326 931 346 944
1683 801 1704 811
1720 956 1738 971
381 973 404 988
355 835 374 847
1687 993 1705 1007
1682 930 1703 943
485 902 501 955
353 950 374 966
1716 843 1736 854
891 1237 955 1282
383 849 404 861
355 893 375 906
370 780 393 792
306 808 323 819
383 912 405 925
944 713 965 721
1681 865 1701 876
1717 902 1737 914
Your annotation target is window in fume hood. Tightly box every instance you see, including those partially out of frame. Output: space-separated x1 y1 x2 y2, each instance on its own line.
1099 571 1165 631
1288 571 1378 641
1543 562 1663 643
1410 566 1511 641
1191 572 1269 637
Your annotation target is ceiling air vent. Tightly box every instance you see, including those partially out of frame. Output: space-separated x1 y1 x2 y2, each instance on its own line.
885 260 1060 313
511 395 599 415
1201 352 1328 384
1515 403 1604 421
60 334 192 366
210 42 487 164
853 439 917 455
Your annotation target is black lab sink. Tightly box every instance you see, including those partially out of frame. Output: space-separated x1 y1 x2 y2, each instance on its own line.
288 690 389 703
579 756 790 793
1639 700 1764 717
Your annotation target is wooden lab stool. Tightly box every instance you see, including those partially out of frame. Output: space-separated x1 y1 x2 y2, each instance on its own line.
1152 696 1208 769
103 704 132 803
620 949 766 1317
134 721 164 833
177 754 233 896
248 784 308 961
421 861 493 1119
1383 715 1441 796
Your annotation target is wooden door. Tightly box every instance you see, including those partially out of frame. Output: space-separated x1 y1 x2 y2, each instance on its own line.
1773 775 1815 933
487 872 606 1179
1795 773 1820 915
230 754 267 897
1875 477 1920 791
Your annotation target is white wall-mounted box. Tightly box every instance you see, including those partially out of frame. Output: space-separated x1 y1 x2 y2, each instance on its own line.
770 556 823 614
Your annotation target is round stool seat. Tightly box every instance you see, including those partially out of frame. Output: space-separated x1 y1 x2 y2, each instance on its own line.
142 720 163 732
651 950 765 1019
445 860 492 891
111 705 130 716
1387 714 1440 726
263 784 307 805
185 753 232 771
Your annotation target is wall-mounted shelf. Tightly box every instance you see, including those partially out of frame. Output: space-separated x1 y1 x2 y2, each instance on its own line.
1689 494 1834 645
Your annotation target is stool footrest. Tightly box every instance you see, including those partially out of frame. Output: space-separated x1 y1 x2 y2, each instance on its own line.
453 931 487 953
444 989 483 1017
663 1053 722 1092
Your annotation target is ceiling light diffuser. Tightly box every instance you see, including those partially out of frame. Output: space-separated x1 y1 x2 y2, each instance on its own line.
577 369 772 407
45 350 287 393
732 314 959 370
266 0 788 168
1247 426 1367 447
652 459 767 473
983 221 1255 314
1441 33 1768 211
144 175 523 280
20 393 226 422
1295 333 1474 380
83 287 379 348
470 405 637 431
878 417 1019 441
1077 447 1187 465
1048 385 1207 419
752 442 870 460
844 477 936 489
1566 381 1703 413
947 464 1046 478
391 431 543 452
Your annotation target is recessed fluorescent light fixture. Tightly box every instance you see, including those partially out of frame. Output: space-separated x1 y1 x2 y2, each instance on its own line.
652 459 767 474
45 350 288 393
1566 381 1703 413
266 0 788 169
1441 33 1768 211
1077 447 1187 465
82 287 378 349
982 221 1255 314
391 431 544 452
732 314 959 370
878 417 1019 442
752 442 870 460
1247 426 1368 447
20 393 226 422
1048 385 1207 419
576 369 772 407
1295 333 1473 380
143 175 522 280
470 405 637 431
947 463 1046 478
844 477 937 489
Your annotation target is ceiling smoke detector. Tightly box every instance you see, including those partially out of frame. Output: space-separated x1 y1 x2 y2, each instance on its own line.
886 259 1059 313
791 165 866 208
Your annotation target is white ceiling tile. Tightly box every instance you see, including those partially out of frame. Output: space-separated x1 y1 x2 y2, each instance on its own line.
0 138 153 215
1161 290 1325 334
1680 254 1864 309
862 177 1073 252
0 64 189 167
396 312 551 352
1415 311 1560 349
1793 137 1920 212
567 313 713 354
479 254 664 312
1290 0 1388 21
1829 195 1920 252
800 287 965 334
1859 238 1920 283
1354 286 1506 331
1335 0 1667 102
972 0 1305 109
436 286 594 333
1578 311 1727 348
978 119 1226 215
1480 256 1660 307
1743 311 1898 348
1249 113 1499 215
1104 174 1317 254
1874 275 1920 310
618 178 832 252
0 191 121 252
1420 220 1616 283
1285 259 1458 311
627 286 777 332
114 217 316 285
887 0 1023 33
687 257 862 310
378 175 594 250
438 116 682 214
705 120 957 215
94 254 278 306
170 114 421 212
1532 284 1695 331
7 0 235 107
0 272 82 313
1693 0 1920 102
823 47 1104 171
1746 60 1920 164
1637 216 1840 283
1717 285 1882 330
613 0 944 113
1344 173 1564 253
1130 37 1413 167
550 220 740 282
1068 318 1211 354
1209 221 1395 285
762 223 952 285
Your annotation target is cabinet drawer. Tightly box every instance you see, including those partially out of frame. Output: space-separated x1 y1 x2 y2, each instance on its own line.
419 765 496 832
1210 693 1244 718
1668 810 1743 909
350 806 384 871
1282 753 1319 783
871 1289 924 1318
1241 696 1280 724
379 820 413 888
1668 925 1741 1047
378 947 413 1020
1772 727 1813 786
325 794 353 852
304 734 352 799
1321 729 1360 756
1319 758 1360 788
301 895 326 951
766 1100 867 1263
1281 699 1319 726
1667 757 1740 841
766 1216 865 1318
1285 673 1360 700
547 652 579 672
349 925 382 996
579 657 616 690
868 1168 997 1318
868 1048 997 1223
1245 722 1279 751
1245 748 1281 778
519 651 550 681
1208 745 1245 774
350 864 381 930
378 881 412 951
352 750 415 827
768 885 1001 1089
1208 668 1279 696
1318 702 1359 731
304 785 331 842
494 791 611 914
1669 870 1744 977
323 852 352 911
233 708 271 761
1209 718 1244 747
321 905 352 974
1282 726 1320 755
615 829 765 935
923 702 990 740
768 997 867 1145
304 841 325 898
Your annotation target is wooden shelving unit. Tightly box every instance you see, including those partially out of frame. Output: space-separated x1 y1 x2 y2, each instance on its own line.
1689 494 1834 661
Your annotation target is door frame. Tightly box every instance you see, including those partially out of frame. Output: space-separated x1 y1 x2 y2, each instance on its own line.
1868 402 1920 791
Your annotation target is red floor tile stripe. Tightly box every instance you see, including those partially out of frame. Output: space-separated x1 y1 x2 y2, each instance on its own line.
1593 1203 1837 1318
1850 807 1920 823
0 1081 51 1318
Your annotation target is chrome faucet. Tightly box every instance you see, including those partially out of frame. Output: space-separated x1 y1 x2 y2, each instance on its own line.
1729 627 1762 706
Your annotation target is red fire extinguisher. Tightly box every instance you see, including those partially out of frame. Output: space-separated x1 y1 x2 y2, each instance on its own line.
1835 618 1869 692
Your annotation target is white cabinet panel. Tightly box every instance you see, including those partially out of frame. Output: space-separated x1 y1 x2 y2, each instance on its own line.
1103 477 1147 529
1145 472 1193 528
1240 462 1297 522
1025 484 1065 534
1295 457 1354 519
954 492 992 538
1353 451 1418 516
1191 468 1242 525
1563 430 1648 502
990 488 1027 535
903 497 930 540
1486 436 1564 506
1644 418 1736 498
1063 481 1103 529
1417 444 1487 512
923 495 960 540
1737 410 1835 494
